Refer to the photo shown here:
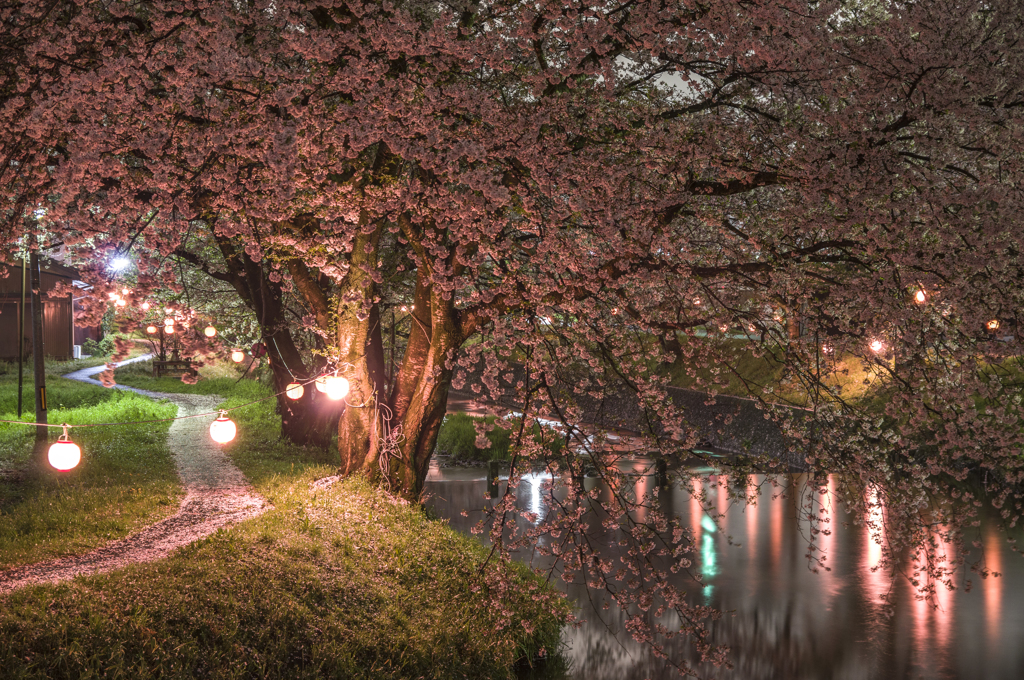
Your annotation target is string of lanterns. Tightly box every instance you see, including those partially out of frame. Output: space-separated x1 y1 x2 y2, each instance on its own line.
1 367 354 472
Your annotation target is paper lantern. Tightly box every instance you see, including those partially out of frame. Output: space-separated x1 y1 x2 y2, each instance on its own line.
204 326 217 338
141 302 150 311
870 339 885 353
48 427 81 471
315 376 328 392
231 349 245 363
915 290 926 304
324 375 350 401
164 325 175 334
286 382 304 400
987 319 1000 331
146 325 157 334
209 414 237 444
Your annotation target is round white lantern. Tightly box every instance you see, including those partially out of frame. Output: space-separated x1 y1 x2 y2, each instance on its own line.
48 427 81 471
209 414 237 444
324 376 350 401
286 382 304 400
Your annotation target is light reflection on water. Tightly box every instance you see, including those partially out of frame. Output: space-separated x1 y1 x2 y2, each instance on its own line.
424 464 1024 679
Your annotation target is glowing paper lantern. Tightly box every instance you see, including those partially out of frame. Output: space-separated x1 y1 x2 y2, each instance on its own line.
324 375 350 401
870 339 885 353
204 326 217 338
987 319 1000 331
915 290 926 304
286 382 304 400
115 298 127 307
209 414 237 444
164 317 174 326
315 376 328 392
141 302 150 311
231 349 245 363
48 427 81 471
164 325 175 334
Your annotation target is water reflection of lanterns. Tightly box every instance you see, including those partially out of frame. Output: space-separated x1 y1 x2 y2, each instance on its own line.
146 325 157 334
204 325 217 338
48 425 81 471
209 413 236 444
230 349 245 363
285 382 304 400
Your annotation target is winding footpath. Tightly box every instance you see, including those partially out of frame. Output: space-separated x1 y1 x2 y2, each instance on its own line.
0 355 267 594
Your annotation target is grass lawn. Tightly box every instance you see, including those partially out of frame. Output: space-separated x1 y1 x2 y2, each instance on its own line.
0 361 570 679
0 359 180 569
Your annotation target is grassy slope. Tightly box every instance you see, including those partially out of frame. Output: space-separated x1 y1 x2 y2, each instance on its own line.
0 359 179 568
0 363 569 679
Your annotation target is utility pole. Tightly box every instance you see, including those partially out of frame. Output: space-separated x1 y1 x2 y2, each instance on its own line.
17 249 27 417
30 249 48 465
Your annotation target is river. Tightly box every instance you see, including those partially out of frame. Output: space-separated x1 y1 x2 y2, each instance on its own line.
424 461 1024 680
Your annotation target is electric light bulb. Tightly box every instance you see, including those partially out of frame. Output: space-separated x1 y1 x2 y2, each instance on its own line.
48 428 81 471
231 349 245 363
286 382 304 400
324 375 350 400
209 415 236 444
204 326 217 338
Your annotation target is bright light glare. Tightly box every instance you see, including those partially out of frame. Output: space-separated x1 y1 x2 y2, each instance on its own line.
324 376 350 400
48 439 81 471
870 339 885 353
209 416 237 444
915 290 926 304
109 257 131 271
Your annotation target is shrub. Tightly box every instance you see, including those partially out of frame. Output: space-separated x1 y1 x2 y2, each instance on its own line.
80 336 114 357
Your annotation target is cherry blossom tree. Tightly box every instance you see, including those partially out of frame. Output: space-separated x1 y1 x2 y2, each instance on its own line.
4 0 1024 673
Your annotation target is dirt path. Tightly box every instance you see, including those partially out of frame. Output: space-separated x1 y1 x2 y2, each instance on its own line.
0 356 267 594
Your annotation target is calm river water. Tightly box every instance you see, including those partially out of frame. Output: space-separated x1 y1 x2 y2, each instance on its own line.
425 462 1024 680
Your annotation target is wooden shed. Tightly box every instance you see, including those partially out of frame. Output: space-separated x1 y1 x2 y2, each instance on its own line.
0 258 78 361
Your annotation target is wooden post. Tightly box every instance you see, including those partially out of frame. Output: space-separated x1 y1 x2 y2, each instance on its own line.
30 250 48 464
17 249 27 417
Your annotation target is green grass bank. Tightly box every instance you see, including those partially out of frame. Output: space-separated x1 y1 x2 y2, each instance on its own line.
0 359 180 568
0 362 570 679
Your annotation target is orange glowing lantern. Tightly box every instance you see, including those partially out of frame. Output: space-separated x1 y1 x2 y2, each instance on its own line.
204 326 217 338
48 426 81 471
141 302 150 311
914 289 926 304
146 325 157 334
987 319 1000 331
870 339 885 353
231 349 245 363
164 325 175 334
285 382 304 400
324 375 350 401
209 414 237 444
